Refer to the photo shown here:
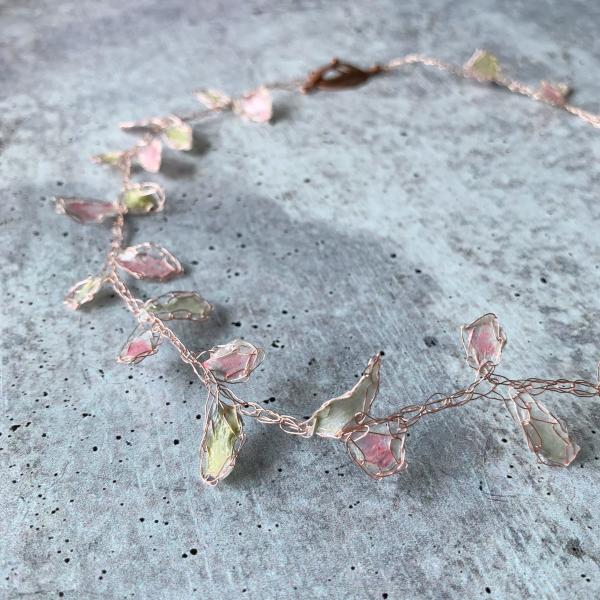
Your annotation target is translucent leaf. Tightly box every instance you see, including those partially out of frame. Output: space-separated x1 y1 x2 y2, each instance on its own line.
64 276 103 310
507 389 579 467
538 81 571 107
121 183 165 214
200 394 245 485
136 138 162 173
145 291 213 321
117 324 161 365
116 242 183 281
464 49 501 81
55 197 119 224
233 86 273 123
461 313 506 372
307 354 381 438
161 116 193 151
346 420 407 479
195 89 232 111
91 151 125 167
119 118 160 134
199 339 265 383
121 115 192 150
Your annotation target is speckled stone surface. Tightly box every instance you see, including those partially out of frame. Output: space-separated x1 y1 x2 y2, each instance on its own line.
2 1 600 598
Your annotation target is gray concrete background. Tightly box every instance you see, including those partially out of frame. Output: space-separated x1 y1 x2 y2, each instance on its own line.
2 0 600 598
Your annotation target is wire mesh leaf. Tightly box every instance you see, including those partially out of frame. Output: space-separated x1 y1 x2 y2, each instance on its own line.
55 197 119 224
144 291 212 321
116 242 183 281
200 393 245 485
233 86 273 123
117 324 162 365
195 89 232 111
538 81 571 107
346 419 407 479
121 183 165 214
121 115 192 150
136 138 162 173
199 339 265 383
464 49 501 81
64 276 104 310
461 313 507 372
91 151 125 167
307 354 381 439
507 389 580 467
160 116 193 151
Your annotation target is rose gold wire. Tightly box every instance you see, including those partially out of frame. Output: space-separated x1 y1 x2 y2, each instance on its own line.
83 51 600 479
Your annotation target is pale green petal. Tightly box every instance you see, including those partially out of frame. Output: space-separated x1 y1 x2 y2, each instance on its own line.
145 291 212 321
200 398 244 485
64 276 103 310
464 49 500 81
162 123 193 151
508 390 580 467
121 183 165 214
91 151 124 166
308 354 381 438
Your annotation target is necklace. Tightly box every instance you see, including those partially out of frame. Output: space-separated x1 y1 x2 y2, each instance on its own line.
55 50 600 485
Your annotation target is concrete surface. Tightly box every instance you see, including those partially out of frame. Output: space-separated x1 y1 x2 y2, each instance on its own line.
2 0 600 598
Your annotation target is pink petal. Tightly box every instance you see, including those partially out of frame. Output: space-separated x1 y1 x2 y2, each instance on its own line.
538 81 571 107
346 421 407 479
116 242 183 281
200 340 264 383
55 197 119 224
355 433 395 469
234 86 273 123
127 338 153 357
461 313 506 371
117 326 161 364
136 138 162 173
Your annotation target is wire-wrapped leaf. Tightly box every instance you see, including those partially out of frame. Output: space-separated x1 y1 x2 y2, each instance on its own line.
464 49 501 81
136 138 162 173
306 354 381 438
507 389 580 467
195 89 232 111
144 291 212 321
121 115 192 150
121 183 165 214
117 324 161 365
346 419 407 479
64 276 104 310
120 118 161 134
461 313 506 372
200 394 245 485
160 115 193 151
116 242 183 281
199 339 264 383
91 151 125 167
233 86 273 123
55 197 119 224
538 81 571 107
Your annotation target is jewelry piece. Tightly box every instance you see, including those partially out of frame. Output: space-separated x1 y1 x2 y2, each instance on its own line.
55 50 600 485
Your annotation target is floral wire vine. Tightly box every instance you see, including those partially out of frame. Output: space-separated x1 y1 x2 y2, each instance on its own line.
55 49 600 485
